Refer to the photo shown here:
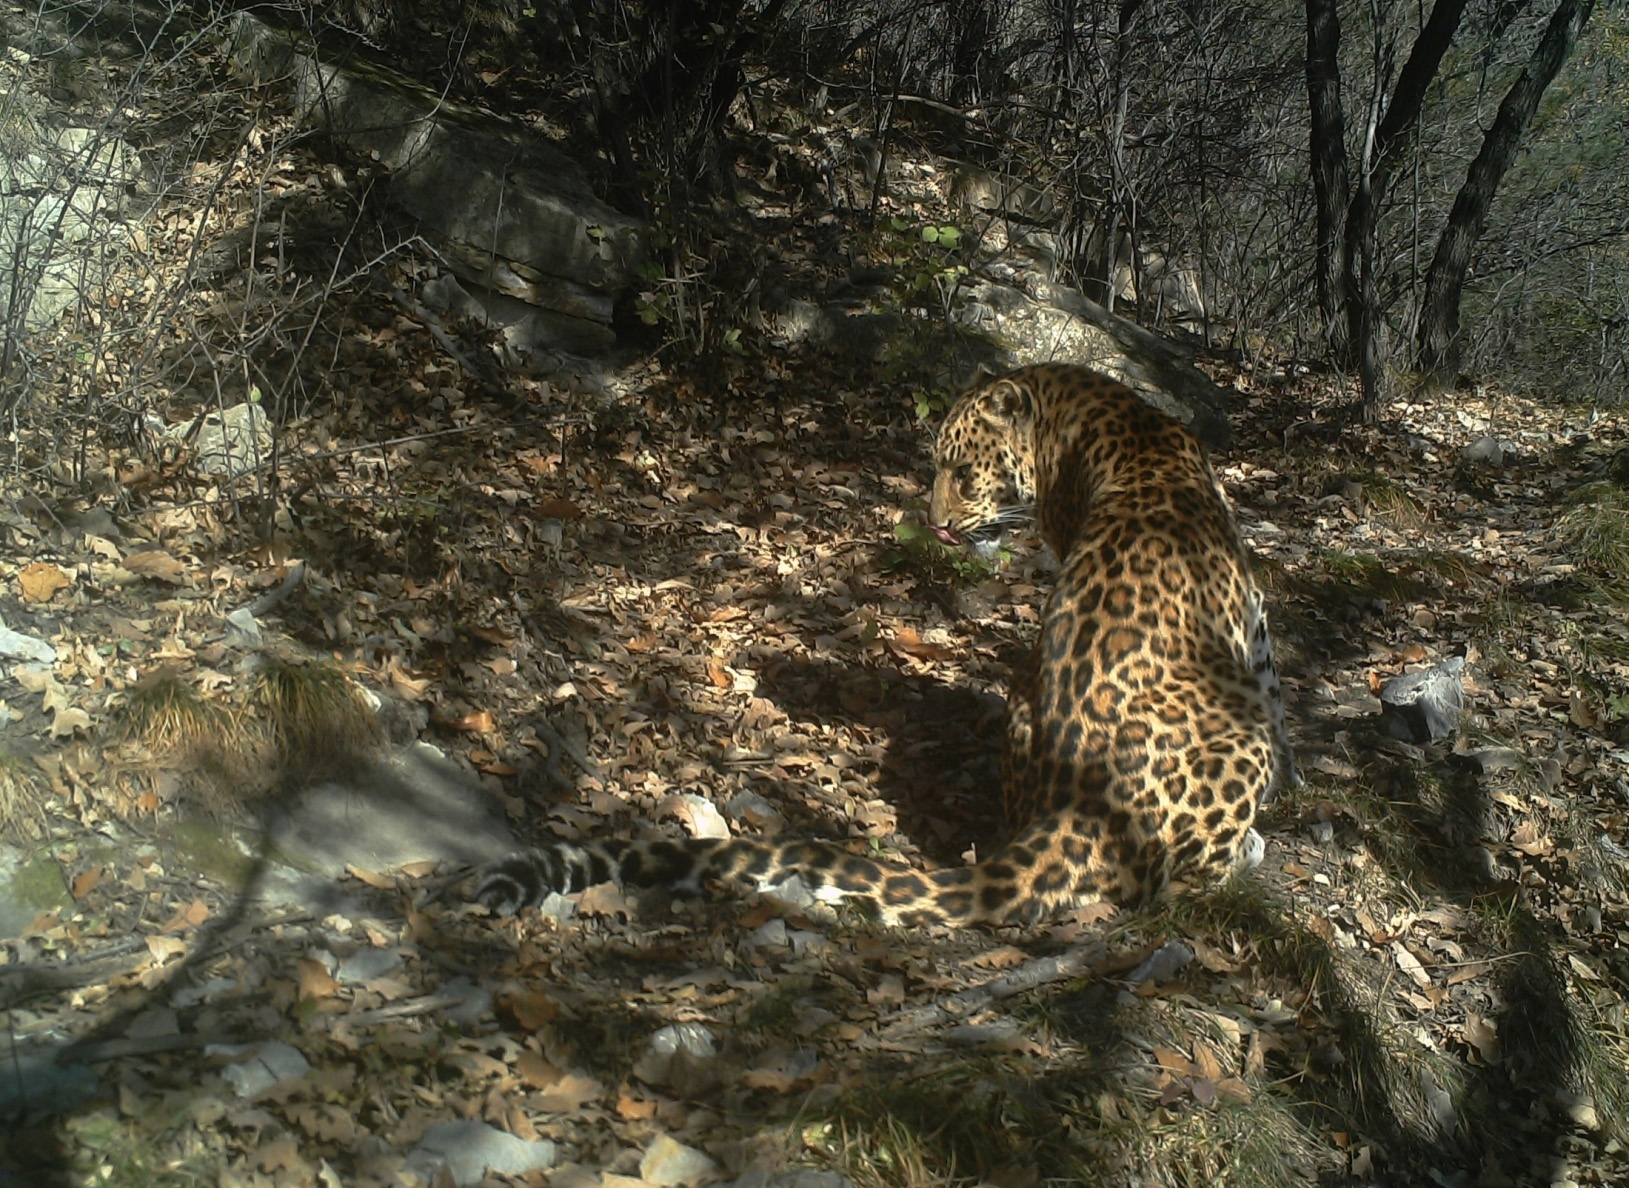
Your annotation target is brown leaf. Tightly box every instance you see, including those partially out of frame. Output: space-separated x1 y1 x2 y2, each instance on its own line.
1192 1041 1225 1082
1392 941 1433 988
452 709 497 734
159 899 210 933
145 935 187 964
534 1071 603 1113
964 945 1028 971
23 910 58 935
289 1102 357 1144
626 630 659 653
297 957 339 1000
50 706 90 739
1463 1012 1499 1063
388 666 431 700
136 789 160 814
497 988 559 1032
72 867 104 899
345 864 394 889
255 1139 311 1177
1071 901 1118 925
18 562 70 602
706 657 732 689
515 1051 563 1089
1511 820 1551 855
577 881 633 919
616 1089 659 1120
890 626 956 661
535 497 584 520
1153 1046 1195 1076
124 550 188 585
1190 940 1241 973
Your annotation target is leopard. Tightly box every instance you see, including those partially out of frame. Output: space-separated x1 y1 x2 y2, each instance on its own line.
473 363 1295 927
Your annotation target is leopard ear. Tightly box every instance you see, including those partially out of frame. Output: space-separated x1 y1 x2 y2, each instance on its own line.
976 378 1034 425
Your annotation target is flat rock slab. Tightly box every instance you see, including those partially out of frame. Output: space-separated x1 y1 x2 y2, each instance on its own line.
408 1120 556 1185
265 743 514 880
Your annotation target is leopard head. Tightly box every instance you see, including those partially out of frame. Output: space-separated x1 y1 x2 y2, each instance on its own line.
928 375 1037 546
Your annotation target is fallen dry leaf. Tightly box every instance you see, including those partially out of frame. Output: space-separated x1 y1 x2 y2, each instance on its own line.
145 935 187 963
534 1071 603 1113
297 957 339 1000
577 881 633 919
123 550 188 584
18 562 70 602
71 867 103 899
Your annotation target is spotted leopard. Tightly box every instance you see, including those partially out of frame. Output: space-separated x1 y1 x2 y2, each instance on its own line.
474 364 1294 925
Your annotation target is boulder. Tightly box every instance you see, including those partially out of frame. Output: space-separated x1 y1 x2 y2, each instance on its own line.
229 13 643 360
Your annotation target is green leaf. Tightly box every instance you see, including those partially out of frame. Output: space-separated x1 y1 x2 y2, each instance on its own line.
936 225 962 249
894 522 927 543
921 226 940 243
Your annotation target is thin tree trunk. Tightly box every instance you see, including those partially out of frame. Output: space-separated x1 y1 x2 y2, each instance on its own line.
1329 0 1469 418
1415 0 1596 381
1305 0 1350 361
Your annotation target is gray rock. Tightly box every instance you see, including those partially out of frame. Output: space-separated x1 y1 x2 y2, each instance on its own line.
634 1023 718 1090
639 1134 718 1187
1379 658 1465 743
263 743 515 881
0 843 72 938
0 100 148 330
1461 435 1505 466
0 619 56 665
1126 941 1195 986
335 948 401 984
952 278 1232 448
1455 746 1521 774
229 13 641 359
214 1040 311 1097
167 402 271 478
436 977 493 1026
408 1120 556 1186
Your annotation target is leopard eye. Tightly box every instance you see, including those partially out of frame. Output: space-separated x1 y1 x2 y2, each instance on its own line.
954 463 974 480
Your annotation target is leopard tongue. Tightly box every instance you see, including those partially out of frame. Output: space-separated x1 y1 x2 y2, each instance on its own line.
930 525 960 546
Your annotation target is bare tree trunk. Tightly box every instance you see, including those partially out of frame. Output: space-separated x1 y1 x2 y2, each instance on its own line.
1305 0 1350 362
1104 0 1144 316
1308 0 1468 418
1415 0 1596 381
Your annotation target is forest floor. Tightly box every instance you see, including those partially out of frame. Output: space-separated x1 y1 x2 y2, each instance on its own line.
4 26 1629 1189
3 328 1629 1187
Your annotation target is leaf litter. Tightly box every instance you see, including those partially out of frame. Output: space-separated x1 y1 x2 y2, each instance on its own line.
0 56 1627 1189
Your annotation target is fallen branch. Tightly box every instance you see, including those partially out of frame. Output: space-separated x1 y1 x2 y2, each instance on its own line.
877 940 1107 1040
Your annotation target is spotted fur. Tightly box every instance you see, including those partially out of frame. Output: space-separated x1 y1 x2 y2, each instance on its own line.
475 364 1293 926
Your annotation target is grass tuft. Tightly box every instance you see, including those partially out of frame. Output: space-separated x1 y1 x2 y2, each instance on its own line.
0 748 49 839
1557 481 1629 575
252 658 380 779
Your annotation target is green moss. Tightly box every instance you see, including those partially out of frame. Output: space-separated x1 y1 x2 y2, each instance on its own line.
3 850 71 911
166 816 254 888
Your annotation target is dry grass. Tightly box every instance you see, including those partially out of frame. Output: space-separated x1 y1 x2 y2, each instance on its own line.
0 748 49 839
1557 481 1629 575
251 657 380 780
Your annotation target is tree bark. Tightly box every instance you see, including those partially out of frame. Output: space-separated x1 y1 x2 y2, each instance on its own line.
1415 0 1596 381
1305 0 1350 361
1342 0 1469 418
